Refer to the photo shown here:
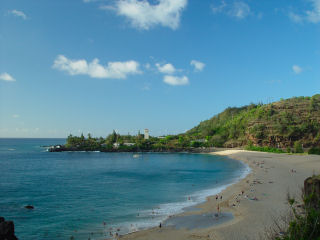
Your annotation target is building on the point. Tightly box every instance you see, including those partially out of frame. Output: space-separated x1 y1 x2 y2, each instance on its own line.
144 129 149 140
124 142 135 146
113 142 120 149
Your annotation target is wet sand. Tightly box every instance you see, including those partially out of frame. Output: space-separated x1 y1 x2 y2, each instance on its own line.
119 150 320 240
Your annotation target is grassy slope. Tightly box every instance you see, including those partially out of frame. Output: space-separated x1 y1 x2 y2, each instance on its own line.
185 94 320 148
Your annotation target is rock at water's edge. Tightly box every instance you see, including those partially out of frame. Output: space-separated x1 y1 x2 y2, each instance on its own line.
0 217 18 240
24 205 34 210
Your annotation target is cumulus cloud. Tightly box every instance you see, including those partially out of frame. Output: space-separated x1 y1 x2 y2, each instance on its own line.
190 60 205 72
103 0 188 30
0 72 16 82
292 65 303 74
212 1 251 19
155 63 176 74
163 75 188 86
289 0 320 24
9 10 27 20
53 55 141 79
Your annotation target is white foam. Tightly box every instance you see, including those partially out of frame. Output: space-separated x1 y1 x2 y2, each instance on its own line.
118 162 251 236
91 161 251 239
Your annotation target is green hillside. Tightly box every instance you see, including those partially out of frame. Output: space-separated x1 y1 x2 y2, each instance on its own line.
185 94 320 149
52 94 320 153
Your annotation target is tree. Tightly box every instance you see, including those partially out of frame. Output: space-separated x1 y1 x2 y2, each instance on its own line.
105 130 118 145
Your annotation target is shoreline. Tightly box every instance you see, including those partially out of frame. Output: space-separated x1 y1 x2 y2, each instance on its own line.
116 150 250 238
119 150 320 240
102 151 250 239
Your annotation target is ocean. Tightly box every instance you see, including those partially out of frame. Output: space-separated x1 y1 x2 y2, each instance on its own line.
0 138 249 240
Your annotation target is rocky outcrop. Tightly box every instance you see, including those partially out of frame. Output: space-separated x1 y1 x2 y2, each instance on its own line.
0 217 18 240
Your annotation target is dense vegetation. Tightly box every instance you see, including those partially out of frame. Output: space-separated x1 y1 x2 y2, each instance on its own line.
51 94 320 153
308 147 320 155
186 94 320 150
245 145 285 153
50 130 206 152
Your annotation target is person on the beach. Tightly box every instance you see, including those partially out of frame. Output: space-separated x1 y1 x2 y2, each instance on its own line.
159 223 162 228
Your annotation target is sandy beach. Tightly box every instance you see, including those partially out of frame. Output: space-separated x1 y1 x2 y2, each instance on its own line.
120 150 320 240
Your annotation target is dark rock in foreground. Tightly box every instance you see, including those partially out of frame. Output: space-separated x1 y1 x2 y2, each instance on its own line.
0 217 18 240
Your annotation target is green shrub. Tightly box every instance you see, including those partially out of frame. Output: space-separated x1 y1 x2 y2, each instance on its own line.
190 141 202 148
294 141 304 153
308 147 320 155
250 124 266 139
245 145 285 153
209 135 226 147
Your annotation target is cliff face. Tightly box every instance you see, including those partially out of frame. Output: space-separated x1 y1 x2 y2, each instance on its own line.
186 95 320 148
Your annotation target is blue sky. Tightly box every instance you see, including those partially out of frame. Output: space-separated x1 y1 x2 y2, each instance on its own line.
0 0 319 138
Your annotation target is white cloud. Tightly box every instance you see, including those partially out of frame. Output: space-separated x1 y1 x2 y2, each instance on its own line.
292 65 303 74
0 72 16 82
230 2 250 19
289 0 320 24
155 63 176 74
212 0 227 13
163 75 188 86
212 1 251 19
288 12 303 23
53 55 141 79
12 114 20 118
9 10 27 20
104 0 188 30
306 0 320 23
190 60 205 72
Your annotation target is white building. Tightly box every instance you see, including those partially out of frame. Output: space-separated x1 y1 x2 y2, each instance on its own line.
113 142 120 149
144 129 149 140
124 143 135 146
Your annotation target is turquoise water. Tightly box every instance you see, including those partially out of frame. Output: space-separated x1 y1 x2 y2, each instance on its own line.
0 138 249 240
